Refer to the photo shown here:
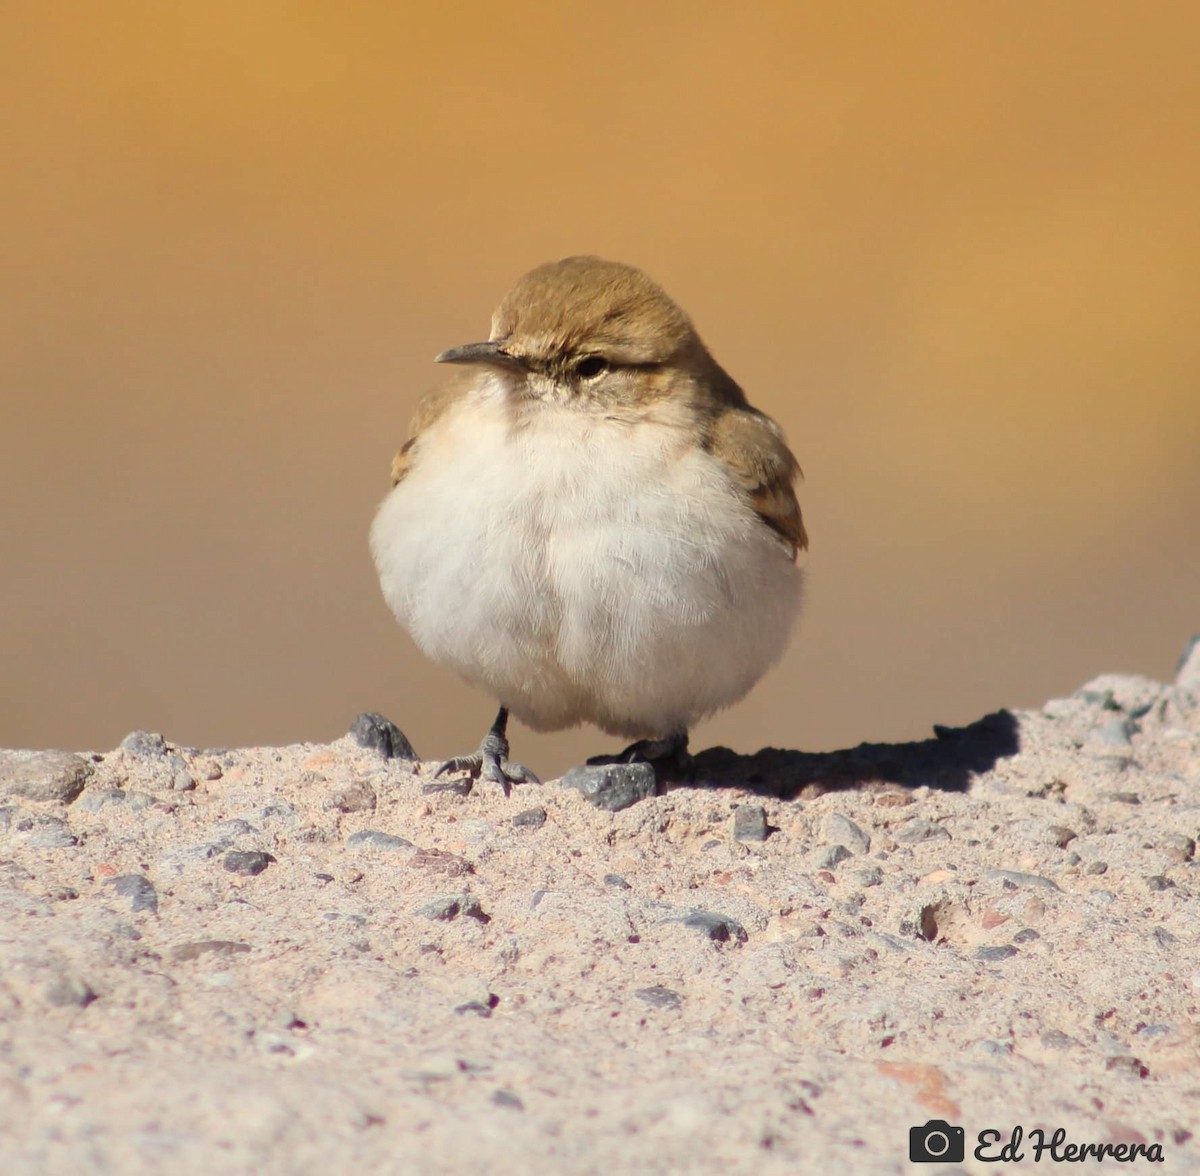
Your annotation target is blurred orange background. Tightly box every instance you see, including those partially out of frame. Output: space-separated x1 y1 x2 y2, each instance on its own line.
2 3 1198 775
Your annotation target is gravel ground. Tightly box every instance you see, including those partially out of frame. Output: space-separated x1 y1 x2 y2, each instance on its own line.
1 639 1198 1174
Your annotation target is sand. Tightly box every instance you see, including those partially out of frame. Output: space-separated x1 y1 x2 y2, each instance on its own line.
1 640 1198 1174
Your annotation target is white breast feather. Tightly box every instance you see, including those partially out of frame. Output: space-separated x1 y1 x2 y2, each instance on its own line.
370 388 802 738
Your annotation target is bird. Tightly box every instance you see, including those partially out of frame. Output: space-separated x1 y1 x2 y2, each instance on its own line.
369 256 807 791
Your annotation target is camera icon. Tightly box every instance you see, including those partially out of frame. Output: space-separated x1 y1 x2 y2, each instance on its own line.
909 1119 966 1162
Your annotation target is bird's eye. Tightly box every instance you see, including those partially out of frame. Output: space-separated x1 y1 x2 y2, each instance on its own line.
574 356 609 380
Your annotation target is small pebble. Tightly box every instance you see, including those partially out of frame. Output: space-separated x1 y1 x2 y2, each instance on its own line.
852 866 883 888
170 940 251 962
603 874 631 890
561 762 656 812
454 994 499 1018
415 895 489 923
1064 851 1082 866
892 818 950 844
1085 861 1108 876
333 782 377 814
44 975 97 1008
110 874 158 913
28 824 78 849
0 750 92 805
732 804 769 842
1040 1029 1079 1050
676 910 748 945
1046 825 1077 848
985 869 1061 892
422 777 473 797
813 844 851 870
75 788 127 812
172 771 197 792
491 1090 524 1110
976 945 1019 962
223 850 275 876
1088 715 1135 749
512 806 546 830
346 830 416 852
1012 928 1040 943
1152 927 1176 948
350 713 417 760
1146 875 1174 892
120 731 167 758
634 985 683 1010
1160 834 1195 864
823 813 870 854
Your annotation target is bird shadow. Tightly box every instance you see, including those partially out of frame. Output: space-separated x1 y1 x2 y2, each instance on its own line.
683 709 1021 800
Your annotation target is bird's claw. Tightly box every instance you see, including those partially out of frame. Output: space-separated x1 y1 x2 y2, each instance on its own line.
433 747 540 795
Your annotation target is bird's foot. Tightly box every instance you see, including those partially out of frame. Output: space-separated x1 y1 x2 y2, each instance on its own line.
588 731 692 780
433 707 540 796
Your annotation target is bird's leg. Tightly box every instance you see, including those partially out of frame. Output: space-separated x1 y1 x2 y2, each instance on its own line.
433 706 540 795
588 730 692 779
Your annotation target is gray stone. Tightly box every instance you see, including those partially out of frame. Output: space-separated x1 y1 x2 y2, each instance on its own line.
44 975 97 1007
76 789 127 812
0 750 92 805
211 818 258 839
332 782 377 813
813 844 852 869
823 813 870 854
852 866 884 888
1085 861 1108 876
604 873 631 890
169 940 251 962
868 932 912 954
1040 1029 1079 1050
223 850 275 876
561 762 656 812
976 945 1019 962
491 1089 524 1110
892 817 951 844
1012 928 1040 943
28 821 78 849
675 910 748 945
985 869 1061 892
454 995 498 1018
1146 875 1174 892
415 895 489 922
1160 833 1195 863
422 777 473 797
110 874 158 913
732 804 769 842
346 829 416 852
350 713 417 760
1075 674 1163 718
120 731 167 758
1045 825 1077 848
172 771 197 792
512 806 547 830
634 985 683 1010
1087 715 1135 749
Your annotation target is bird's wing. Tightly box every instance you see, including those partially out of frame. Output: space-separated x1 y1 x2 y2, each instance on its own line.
706 405 808 559
388 371 476 485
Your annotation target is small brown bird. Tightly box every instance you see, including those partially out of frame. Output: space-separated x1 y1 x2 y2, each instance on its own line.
370 257 806 789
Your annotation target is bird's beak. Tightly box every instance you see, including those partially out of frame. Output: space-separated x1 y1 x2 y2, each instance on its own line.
435 340 525 370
